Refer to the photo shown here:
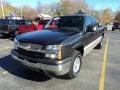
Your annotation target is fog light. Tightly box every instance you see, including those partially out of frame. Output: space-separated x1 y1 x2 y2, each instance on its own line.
45 54 57 59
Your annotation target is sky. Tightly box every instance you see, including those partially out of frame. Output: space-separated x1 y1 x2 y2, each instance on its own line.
6 0 120 11
6 0 60 7
86 0 120 11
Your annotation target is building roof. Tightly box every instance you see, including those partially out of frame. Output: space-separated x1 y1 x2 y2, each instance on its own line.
37 14 52 18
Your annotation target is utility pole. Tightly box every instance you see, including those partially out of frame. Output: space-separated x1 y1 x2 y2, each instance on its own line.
0 0 5 18
20 6 22 19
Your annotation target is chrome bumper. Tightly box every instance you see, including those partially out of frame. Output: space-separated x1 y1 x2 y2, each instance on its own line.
11 50 71 75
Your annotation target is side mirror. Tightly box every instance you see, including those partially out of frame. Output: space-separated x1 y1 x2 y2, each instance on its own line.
98 23 101 27
86 26 97 32
93 26 97 31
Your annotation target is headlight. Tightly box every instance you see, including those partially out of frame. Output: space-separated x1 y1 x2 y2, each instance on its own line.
45 53 58 59
14 38 19 44
45 45 62 60
14 38 19 49
46 45 61 51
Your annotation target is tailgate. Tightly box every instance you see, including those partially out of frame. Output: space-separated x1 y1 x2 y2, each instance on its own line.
0 25 9 33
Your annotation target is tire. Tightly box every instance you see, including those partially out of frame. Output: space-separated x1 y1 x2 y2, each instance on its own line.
67 50 82 79
14 30 19 37
112 28 115 31
95 37 103 49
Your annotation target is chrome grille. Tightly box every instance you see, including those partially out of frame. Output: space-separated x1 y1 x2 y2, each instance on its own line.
17 47 45 59
18 42 43 51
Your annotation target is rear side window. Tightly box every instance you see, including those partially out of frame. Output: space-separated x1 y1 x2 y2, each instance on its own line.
85 17 92 26
25 20 32 25
91 17 97 25
39 20 49 25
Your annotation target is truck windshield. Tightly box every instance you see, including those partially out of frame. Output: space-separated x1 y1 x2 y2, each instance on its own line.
15 20 23 25
44 16 83 32
19 20 32 25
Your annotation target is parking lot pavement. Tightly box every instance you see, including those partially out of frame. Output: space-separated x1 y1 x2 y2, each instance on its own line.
0 38 13 51
105 31 120 90
0 31 119 90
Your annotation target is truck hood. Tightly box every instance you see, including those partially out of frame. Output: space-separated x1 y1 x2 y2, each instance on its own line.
17 30 78 45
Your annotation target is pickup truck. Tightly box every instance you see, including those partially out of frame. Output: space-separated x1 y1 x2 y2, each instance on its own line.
0 19 21 37
17 19 36 34
17 19 50 35
112 21 120 31
11 14 104 79
10 19 27 38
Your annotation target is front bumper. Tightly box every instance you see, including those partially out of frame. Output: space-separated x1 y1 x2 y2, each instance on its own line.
112 26 120 29
11 49 71 75
0 30 9 34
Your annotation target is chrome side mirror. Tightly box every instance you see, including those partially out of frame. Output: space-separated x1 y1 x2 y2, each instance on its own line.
93 26 97 31
98 23 101 27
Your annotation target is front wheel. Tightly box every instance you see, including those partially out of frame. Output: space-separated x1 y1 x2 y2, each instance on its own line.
67 50 82 79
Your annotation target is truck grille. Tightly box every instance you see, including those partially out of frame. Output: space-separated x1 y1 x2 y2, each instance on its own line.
18 42 43 51
0 25 9 31
17 47 45 59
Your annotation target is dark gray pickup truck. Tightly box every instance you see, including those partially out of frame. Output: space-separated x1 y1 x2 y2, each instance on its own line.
11 14 104 79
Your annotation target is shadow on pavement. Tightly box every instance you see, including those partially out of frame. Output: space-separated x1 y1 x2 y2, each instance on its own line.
0 55 51 82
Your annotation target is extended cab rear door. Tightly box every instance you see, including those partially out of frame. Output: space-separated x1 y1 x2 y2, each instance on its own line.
83 16 100 56
82 16 95 46
90 16 102 41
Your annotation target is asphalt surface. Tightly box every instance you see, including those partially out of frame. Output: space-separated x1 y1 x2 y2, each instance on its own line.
0 31 119 90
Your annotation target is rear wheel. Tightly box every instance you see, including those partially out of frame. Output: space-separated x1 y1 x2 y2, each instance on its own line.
67 50 82 79
112 28 115 31
95 37 103 49
14 30 19 37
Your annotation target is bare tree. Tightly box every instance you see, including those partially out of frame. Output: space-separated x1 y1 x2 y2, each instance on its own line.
50 0 92 16
36 1 42 14
20 5 37 19
0 1 15 18
114 11 120 22
100 8 113 23
36 1 52 15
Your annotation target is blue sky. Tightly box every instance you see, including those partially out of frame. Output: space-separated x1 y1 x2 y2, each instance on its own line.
6 0 60 7
86 0 120 11
6 0 120 11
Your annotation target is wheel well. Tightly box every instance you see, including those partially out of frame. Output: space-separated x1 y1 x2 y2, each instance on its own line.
102 33 104 37
76 46 84 56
